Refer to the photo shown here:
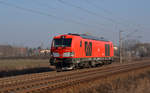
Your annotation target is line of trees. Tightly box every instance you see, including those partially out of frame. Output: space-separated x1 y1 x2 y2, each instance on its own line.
0 45 50 57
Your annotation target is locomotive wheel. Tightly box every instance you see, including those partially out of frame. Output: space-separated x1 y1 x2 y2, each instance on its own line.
71 64 76 70
89 61 96 67
56 66 62 72
109 61 112 64
56 69 62 72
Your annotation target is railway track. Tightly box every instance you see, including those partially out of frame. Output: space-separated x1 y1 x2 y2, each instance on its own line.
0 60 150 93
0 63 121 87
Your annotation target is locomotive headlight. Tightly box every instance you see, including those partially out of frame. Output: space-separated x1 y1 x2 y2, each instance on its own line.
53 52 59 57
63 52 74 57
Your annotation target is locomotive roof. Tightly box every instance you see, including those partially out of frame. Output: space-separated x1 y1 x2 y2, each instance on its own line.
68 33 109 42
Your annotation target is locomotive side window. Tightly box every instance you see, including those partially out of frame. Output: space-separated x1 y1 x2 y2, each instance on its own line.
80 41 82 47
89 42 92 56
105 44 110 56
54 38 72 47
108 44 110 56
85 41 88 56
105 44 108 56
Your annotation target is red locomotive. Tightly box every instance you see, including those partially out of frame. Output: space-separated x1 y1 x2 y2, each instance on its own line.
50 33 114 71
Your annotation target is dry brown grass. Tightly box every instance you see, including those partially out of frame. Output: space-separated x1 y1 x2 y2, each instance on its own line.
51 67 150 93
0 59 49 71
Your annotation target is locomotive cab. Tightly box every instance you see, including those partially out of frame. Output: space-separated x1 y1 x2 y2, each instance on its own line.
50 35 77 71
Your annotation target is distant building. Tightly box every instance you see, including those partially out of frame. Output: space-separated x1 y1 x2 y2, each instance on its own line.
0 45 27 57
134 43 150 57
0 45 13 57
39 49 50 56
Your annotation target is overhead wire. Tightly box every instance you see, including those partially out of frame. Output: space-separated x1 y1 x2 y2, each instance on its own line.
30 0 110 27
0 0 104 30
31 0 56 10
84 0 148 41
122 30 138 40
83 0 113 15
57 0 147 37
84 0 149 32
57 0 130 27
84 0 137 27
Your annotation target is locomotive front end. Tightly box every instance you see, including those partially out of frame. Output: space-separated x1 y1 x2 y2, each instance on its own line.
50 35 75 71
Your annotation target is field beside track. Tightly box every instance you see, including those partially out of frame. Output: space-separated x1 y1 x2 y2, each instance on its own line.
0 59 50 71
0 57 146 78
0 59 56 78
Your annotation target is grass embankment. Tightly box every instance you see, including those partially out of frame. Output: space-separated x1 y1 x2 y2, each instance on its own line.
0 59 50 71
53 67 150 93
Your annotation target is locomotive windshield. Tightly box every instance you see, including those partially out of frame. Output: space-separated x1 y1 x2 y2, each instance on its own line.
53 38 72 47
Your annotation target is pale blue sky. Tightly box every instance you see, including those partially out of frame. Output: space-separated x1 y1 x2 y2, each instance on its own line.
0 0 149 48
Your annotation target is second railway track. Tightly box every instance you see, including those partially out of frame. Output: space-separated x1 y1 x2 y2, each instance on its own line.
0 60 150 93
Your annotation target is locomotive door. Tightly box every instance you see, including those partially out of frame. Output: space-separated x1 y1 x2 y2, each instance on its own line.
80 41 83 57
